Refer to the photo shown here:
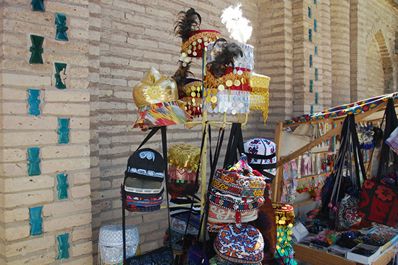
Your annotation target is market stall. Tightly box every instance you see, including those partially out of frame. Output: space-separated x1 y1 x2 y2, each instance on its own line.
272 93 398 265
97 5 296 265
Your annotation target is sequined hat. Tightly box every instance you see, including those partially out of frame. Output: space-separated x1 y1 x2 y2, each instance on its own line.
214 224 264 264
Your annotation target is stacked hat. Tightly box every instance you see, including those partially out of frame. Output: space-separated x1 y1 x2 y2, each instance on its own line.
244 138 277 183
133 67 192 130
167 143 200 198
214 224 264 264
123 148 165 212
208 155 266 231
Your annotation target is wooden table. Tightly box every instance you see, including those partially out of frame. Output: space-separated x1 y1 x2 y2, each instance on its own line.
294 244 396 265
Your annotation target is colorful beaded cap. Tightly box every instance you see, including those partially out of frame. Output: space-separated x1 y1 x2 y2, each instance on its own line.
214 224 264 264
181 30 220 58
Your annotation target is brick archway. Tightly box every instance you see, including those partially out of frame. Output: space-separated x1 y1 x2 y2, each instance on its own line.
374 30 394 92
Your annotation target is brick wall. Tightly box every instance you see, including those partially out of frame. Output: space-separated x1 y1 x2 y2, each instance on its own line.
0 1 92 264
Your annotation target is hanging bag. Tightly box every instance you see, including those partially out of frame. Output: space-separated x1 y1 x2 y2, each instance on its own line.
124 127 175 265
320 114 365 230
359 98 398 227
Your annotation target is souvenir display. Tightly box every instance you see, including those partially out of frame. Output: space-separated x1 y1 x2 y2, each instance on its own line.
123 148 165 212
168 143 201 198
133 67 191 129
214 224 264 264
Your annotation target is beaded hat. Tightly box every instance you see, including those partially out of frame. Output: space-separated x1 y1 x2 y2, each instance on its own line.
175 8 220 59
167 143 200 198
180 78 203 117
214 224 264 264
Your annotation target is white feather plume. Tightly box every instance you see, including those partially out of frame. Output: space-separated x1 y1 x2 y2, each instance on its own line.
221 3 252 44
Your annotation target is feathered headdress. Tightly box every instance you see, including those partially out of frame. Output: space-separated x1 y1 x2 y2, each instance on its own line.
221 4 252 44
172 61 192 98
174 8 202 42
208 39 243 77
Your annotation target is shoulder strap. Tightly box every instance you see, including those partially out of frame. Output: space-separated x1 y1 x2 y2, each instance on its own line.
377 98 398 178
160 127 173 248
136 127 161 151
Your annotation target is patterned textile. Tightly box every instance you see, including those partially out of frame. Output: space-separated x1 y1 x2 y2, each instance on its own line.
284 93 398 125
133 101 191 129
208 203 258 225
214 224 264 264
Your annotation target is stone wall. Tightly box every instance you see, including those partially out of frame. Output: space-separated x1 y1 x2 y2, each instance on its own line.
0 0 92 264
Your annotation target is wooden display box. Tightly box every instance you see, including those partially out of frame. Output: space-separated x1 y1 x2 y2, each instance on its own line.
294 244 396 265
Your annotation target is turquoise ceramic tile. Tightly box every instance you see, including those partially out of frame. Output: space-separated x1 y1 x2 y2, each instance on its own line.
55 13 69 41
315 92 319 105
29 206 43 236
31 0 45 11
27 89 41 116
54 62 67 89
315 46 318 56
57 233 70 260
310 105 314 115
314 19 317 32
27 147 41 176
57 118 70 144
315 68 318 81
309 54 313 68
309 80 314 93
29 35 44 64
308 29 312 42
308 7 311 18
57 173 69 200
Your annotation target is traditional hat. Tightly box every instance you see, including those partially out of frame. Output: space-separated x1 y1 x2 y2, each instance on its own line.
123 148 165 212
203 39 252 115
133 67 191 129
167 143 200 198
249 73 270 124
175 8 220 59
180 78 203 117
214 224 264 264
244 138 277 182
208 155 266 225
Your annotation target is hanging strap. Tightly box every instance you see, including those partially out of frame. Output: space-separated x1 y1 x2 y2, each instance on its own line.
223 123 244 169
377 98 398 179
160 127 173 249
197 126 225 245
183 123 208 237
